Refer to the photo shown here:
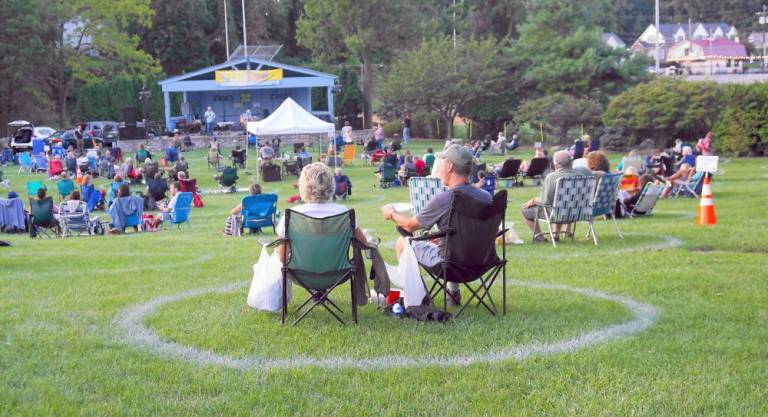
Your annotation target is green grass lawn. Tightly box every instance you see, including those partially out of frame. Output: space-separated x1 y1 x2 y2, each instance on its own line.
1 142 767 416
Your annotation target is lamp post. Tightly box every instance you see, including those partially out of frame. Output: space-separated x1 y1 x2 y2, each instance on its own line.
138 85 151 124
758 5 768 72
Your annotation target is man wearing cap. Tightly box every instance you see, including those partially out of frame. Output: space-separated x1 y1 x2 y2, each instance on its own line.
381 145 491 306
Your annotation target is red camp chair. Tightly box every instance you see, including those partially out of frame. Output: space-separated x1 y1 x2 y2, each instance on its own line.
370 149 385 164
48 159 64 177
179 178 204 207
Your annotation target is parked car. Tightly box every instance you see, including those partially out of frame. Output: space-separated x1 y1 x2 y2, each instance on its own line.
49 128 102 151
8 120 36 153
84 121 118 139
33 126 56 141
100 123 119 146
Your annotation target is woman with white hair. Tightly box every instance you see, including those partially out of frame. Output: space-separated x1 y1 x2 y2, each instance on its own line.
276 163 367 262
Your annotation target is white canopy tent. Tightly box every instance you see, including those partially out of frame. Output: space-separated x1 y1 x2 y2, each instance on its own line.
246 97 338 178
247 97 334 137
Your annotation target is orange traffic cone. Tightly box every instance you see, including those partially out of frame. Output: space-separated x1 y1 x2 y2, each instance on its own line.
75 166 84 186
696 175 716 225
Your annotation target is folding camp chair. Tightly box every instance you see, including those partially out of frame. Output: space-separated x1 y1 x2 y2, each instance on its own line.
26 181 46 201
163 192 193 228
33 154 48 173
379 164 398 188
342 144 356 165
179 178 203 207
60 200 91 237
586 173 623 244
218 167 238 192
275 209 358 325
28 197 59 238
241 194 279 234
519 157 549 185
533 175 596 248
671 171 704 198
481 175 497 196
334 175 351 200
18 152 32 174
497 158 522 187
408 177 447 215
48 159 64 177
206 149 222 171
57 179 75 201
413 189 508 318
626 183 665 217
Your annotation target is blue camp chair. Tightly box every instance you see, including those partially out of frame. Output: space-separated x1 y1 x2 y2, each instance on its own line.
57 179 75 201
165 192 193 228
165 146 179 164
87 156 98 173
586 173 623 244
241 193 279 234
481 175 497 196
18 152 32 174
26 181 46 200
33 154 48 172
85 185 101 212
51 146 66 159
32 139 45 155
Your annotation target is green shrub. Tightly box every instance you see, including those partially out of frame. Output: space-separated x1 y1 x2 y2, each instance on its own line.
712 84 768 156
383 121 401 137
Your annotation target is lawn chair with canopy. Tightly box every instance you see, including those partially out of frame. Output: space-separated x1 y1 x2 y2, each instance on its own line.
57 178 75 201
519 157 549 186
497 158 522 187
28 197 59 238
533 175 596 248
626 183 665 217
408 177 447 216
586 173 623 244
274 209 358 325
162 192 193 228
411 189 508 318
241 193 279 234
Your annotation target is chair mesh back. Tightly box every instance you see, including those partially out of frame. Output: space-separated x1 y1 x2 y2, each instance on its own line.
498 159 521 178
285 209 353 275
592 173 621 217
61 201 89 231
31 198 54 225
408 177 447 215
172 192 193 223
58 179 75 197
221 167 238 186
525 158 550 177
27 181 45 198
242 194 278 228
634 183 664 214
551 176 596 223
441 190 506 282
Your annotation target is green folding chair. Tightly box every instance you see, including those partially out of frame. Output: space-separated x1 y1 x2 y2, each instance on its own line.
26 181 46 201
275 209 357 326
29 197 59 238
57 179 75 201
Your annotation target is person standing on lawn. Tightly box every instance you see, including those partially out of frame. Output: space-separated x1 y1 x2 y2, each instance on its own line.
402 111 412 144
204 106 216 134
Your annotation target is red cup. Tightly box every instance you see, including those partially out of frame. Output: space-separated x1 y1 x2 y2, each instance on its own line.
386 290 401 305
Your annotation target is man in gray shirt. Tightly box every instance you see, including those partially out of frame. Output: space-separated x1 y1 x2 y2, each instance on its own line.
521 150 592 239
381 145 491 305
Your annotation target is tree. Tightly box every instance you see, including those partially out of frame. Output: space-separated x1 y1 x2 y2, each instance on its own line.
43 0 160 127
713 83 768 155
507 0 648 104
515 93 603 144
603 79 723 147
380 37 504 139
0 0 51 127
297 0 425 129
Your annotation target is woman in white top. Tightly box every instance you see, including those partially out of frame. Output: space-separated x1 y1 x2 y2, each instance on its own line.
276 162 367 262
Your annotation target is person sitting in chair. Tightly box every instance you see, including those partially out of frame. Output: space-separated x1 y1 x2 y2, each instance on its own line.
520 151 588 242
33 188 62 236
222 183 262 237
231 145 246 168
276 163 369 263
380 145 491 306
156 181 181 223
172 156 189 180
260 143 275 163
135 144 151 162
333 167 352 200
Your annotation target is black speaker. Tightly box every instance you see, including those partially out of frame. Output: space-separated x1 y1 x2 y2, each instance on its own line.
118 126 146 140
122 107 138 126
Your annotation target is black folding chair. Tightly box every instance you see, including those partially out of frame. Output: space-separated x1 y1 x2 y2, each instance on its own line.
412 190 508 318
497 158 522 187
519 157 549 186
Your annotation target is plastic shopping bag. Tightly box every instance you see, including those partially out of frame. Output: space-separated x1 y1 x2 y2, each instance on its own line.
247 244 290 312
386 241 428 308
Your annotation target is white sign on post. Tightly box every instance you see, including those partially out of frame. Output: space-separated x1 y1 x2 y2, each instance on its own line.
534 142 542 149
695 156 719 173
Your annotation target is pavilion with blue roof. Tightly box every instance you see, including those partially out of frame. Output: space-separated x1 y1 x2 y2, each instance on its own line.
158 45 336 132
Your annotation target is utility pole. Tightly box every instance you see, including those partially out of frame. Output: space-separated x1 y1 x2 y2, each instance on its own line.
655 0 661 74
452 0 456 50
758 5 768 71
242 0 249 70
224 0 230 59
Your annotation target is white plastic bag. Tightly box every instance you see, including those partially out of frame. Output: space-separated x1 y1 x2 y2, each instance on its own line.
247 244 290 312
399 241 427 307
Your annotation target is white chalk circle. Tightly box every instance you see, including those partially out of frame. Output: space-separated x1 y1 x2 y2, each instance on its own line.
114 280 658 370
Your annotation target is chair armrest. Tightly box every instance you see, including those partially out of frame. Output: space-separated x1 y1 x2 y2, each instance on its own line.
410 230 447 242
396 226 413 237
495 228 509 238
265 238 287 248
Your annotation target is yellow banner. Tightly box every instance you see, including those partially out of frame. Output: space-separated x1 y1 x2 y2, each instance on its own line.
215 69 283 86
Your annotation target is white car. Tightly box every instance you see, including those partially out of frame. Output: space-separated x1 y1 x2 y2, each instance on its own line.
33 126 56 141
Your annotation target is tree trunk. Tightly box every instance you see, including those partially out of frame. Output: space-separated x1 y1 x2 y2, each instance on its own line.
442 113 453 140
361 52 373 130
58 78 69 129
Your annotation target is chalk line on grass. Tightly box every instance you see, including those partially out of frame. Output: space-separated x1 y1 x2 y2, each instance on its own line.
114 280 658 371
